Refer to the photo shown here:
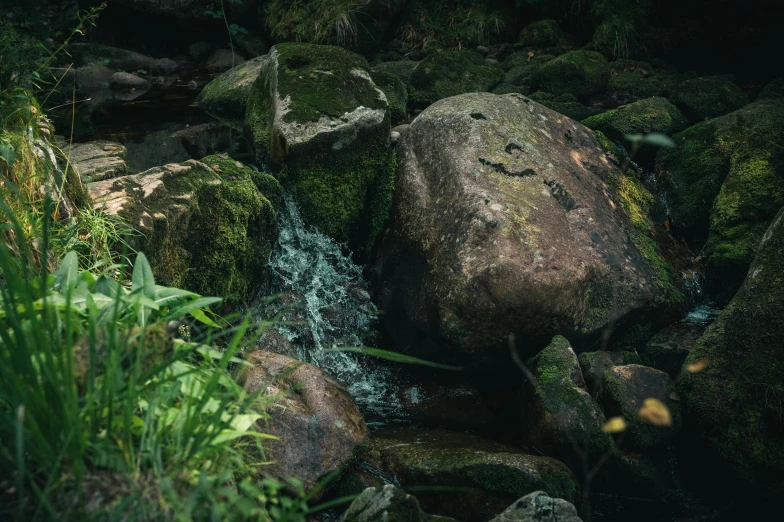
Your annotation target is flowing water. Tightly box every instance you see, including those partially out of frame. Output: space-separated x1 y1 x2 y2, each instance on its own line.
259 190 403 426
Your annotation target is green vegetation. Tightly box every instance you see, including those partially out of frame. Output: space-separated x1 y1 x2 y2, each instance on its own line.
408 51 504 109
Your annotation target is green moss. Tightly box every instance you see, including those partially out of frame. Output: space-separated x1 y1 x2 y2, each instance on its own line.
607 169 684 304
535 50 610 99
591 17 643 60
581 97 687 140
372 60 419 84
678 213 784 493
670 76 749 121
273 43 381 124
593 129 623 158
113 157 277 310
244 70 273 164
492 83 531 95
408 51 504 109
371 70 407 124
196 56 265 126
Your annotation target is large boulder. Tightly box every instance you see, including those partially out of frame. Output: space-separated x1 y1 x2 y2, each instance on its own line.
197 56 265 126
408 51 504 109
489 491 583 522
239 350 368 490
375 92 685 367
656 99 784 303
263 0 406 54
365 429 576 522
534 51 610 100
524 336 612 465
88 155 279 308
669 76 749 121
244 43 394 251
678 206 784 496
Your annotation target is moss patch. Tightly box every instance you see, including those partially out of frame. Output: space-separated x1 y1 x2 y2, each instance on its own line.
534 50 610 100
197 56 265 127
371 70 407 124
670 76 749 121
408 51 504 109
528 91 601 120
582 96 687 140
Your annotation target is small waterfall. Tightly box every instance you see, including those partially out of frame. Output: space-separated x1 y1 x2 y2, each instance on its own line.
260 191 402 425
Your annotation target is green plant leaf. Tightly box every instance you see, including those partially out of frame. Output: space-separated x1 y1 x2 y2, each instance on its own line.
131 252 156 299
323 347 464 371
153 285 198 307
190 308 220 328
163 297 222 322
54 251 79 291
0 141 15 166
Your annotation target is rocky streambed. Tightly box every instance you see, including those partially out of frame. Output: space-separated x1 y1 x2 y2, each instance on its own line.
56 12 784 521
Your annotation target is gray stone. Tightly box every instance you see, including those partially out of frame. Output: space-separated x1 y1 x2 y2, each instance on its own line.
67 140 128 182
489 491 583 522
339 485 428 522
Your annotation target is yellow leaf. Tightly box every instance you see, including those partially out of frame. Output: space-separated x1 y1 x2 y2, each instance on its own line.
602 416 627 433
687 357 710 373
638 398 672 427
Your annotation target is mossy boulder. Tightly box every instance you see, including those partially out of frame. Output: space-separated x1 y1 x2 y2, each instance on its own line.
371 70 408 124
244 43 394 251
678 207 784 496
518 20 566 48
365 429 576 522
534 50 610 100
578 351 631 395
639 322 705 378
758 77 784 100
525 336 613 466
598 364 681 450
372 60 420 84
582 97 688 140
376 93 685 368
87 155 279 309
196 56 265 127
656 99 784 303
527 91 601 121
408 51 504 109
604 62 688 106
670 76 749 121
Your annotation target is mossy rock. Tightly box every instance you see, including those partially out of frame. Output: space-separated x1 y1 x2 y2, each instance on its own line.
338 485 429 522
534 50 610 100
578 351 625 395
670 76 749 121
527 91 601 121
598 364 681 450
639 322 705 378
518 20 565 48
581 97 688 140
604 61 688 106
372 60 419 84
504 62 544 88
408 51 504 109
243 43 394 252
371 70 408 124
87 155 279 309
655 99 784 303
526 336 613 465
365 429 576 522
678 207 784 496
758 77 784 100
196 56 266 127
